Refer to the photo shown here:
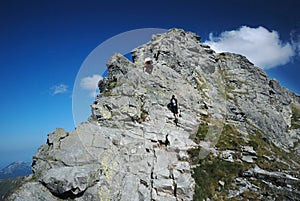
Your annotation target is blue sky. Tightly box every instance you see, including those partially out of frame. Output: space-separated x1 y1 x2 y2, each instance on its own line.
0 0 299 169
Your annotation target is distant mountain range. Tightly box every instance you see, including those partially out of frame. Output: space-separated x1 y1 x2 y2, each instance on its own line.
0 161 31 180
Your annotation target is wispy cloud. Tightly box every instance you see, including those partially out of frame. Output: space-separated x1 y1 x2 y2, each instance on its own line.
80 74 102 97
50 84 68 96
290 28 300 57
204 26 295 69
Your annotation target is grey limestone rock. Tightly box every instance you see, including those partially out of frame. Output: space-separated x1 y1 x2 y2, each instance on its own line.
7 181 58 201
8 28 300 201
41 164 100 195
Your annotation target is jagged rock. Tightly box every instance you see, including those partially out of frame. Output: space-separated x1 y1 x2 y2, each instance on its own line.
241 155 256 163
242 146 256 155
244 165 300 185
228 177 260 199
220 150 235 163
41 164 100 196
218 180 225 187
7 181 57 201
8 28 300 201
175 173 194 199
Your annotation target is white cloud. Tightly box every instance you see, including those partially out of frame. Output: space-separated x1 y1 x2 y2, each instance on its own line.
204 26 295 69
80 74 102 97
50 84 68 95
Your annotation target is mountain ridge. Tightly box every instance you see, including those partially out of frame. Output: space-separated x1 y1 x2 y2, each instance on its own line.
7 28 300 201
0 161 31 180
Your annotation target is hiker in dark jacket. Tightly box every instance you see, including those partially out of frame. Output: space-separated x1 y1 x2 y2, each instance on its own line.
170 95 179 119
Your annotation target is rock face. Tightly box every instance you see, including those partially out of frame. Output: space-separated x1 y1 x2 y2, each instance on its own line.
8 29 300 200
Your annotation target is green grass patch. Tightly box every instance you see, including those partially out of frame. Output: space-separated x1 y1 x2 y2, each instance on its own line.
216 124 246 151
103 91 112 97
291 103 300 129
102 81 119 97
190 118 300 200
108 81 118 90
195 123 210 143
247 140 259 150
190 123 251 200
138 110 148 123
192 154 248 201
187 147 201 165
249 128 299 171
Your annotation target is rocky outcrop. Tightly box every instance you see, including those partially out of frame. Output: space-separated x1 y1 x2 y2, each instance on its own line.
8 28 300 200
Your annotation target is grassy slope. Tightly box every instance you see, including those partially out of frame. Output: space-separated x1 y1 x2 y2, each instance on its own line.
189 119 300 200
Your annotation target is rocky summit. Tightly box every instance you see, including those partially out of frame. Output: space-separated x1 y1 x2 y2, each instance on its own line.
7 29 300 201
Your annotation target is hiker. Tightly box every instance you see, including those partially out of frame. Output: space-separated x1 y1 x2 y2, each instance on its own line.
144 57 154 75
170 95 179 119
